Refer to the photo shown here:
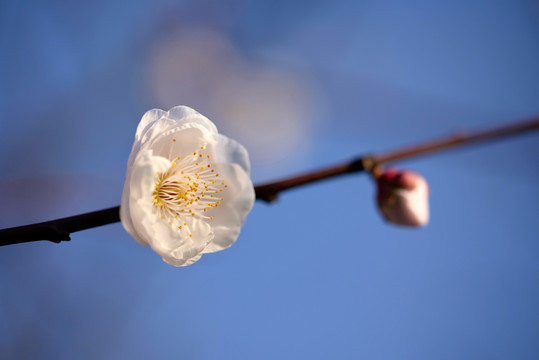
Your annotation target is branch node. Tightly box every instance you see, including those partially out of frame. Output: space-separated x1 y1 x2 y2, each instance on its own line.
45 225 71 244
260 193 279 203
360 156 377 173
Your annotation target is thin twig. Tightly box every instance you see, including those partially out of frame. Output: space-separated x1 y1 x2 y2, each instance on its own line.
1 116 538 246
255 116 539 200
0 207 120 246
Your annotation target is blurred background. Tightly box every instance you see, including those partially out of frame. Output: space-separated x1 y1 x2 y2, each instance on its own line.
1 0 539 359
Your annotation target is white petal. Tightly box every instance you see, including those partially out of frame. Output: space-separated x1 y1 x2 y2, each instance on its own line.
130 106 219 166
167 106 218 134
164 253 203 267
127 151 179 248
145 123 214 160
127 109 170 168
128 150 170 200
120 182 142 246
166 218 213 266
127 150 214 265
135 109 166 142
135 106 216 152
203 163 255 253
120 149 168 246
122 149 169 245
213 133 251 174
120 163 137 243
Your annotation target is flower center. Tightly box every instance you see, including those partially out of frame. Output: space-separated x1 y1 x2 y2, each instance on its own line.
152 144 227 236
152 175 188 208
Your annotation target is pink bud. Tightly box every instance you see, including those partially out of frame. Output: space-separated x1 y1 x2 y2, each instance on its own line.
376 168 429 227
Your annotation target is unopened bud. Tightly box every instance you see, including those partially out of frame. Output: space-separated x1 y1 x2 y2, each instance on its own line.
376 168 429 227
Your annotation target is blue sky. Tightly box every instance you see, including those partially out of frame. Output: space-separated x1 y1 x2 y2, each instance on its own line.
1 0 538 359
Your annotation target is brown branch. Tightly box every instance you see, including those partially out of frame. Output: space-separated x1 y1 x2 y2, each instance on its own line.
254 157 368 202
0 207 120 246
255 116 539 201
1 116 538 246
374 117 539 164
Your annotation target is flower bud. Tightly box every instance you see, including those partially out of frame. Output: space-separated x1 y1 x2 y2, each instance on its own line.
375 168 429 227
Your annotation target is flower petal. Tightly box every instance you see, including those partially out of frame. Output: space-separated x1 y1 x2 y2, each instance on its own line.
146 123 214 160
134 106 216 153
167 218 213 266
213 133 251 174
202 162 255 253
167 106 218 134
121 149 170 246
126 150 215 265
135 108 166 142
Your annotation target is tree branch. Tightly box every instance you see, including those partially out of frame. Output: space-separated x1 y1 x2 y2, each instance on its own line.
1 116 538 246
0 207 120 246
254 116 539 200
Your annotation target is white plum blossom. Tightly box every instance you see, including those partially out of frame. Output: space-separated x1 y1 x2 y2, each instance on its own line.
121 106 255 266
376 168 429 227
